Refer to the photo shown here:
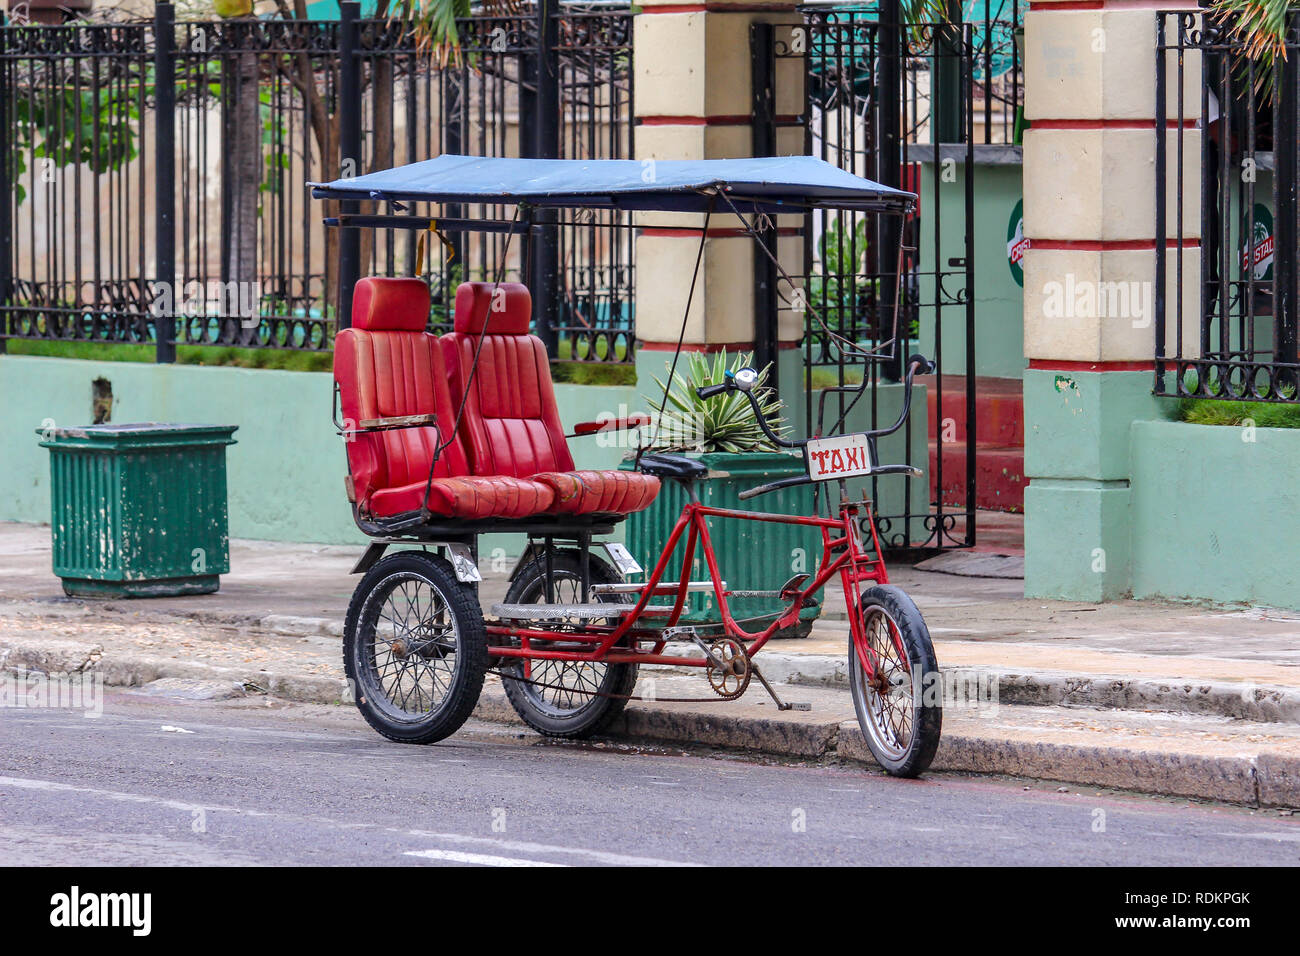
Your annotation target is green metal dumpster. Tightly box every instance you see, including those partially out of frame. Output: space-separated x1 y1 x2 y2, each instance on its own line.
37 423 239 598
621 452 823 638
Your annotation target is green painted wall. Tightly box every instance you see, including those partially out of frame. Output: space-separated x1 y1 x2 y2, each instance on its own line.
917 151 1025 381
1025 364 1300 609
1023 367 1174 602
1129 419 1300 609
0 355 638 552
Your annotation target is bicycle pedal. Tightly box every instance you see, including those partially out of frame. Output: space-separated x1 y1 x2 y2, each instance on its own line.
781 702 812 712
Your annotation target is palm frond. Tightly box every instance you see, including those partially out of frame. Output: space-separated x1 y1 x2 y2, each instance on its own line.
1210 0 1291 100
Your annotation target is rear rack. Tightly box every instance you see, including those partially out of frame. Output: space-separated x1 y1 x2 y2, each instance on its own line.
490 602 674 622
588 581 724 595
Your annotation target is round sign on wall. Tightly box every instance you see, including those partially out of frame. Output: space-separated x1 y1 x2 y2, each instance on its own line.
1242 203 1274 281
1007 198 1028 288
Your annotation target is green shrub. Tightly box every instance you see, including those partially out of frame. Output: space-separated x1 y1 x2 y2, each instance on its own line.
1177 397 1300 429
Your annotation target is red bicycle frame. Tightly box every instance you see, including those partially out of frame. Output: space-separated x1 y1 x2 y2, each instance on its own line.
485 495 894 678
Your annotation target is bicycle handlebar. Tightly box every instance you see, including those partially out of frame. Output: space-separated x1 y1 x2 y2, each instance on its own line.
697 353 935 500
695 353 934 451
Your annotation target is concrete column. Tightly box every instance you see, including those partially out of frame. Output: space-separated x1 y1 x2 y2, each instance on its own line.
1021 0 1200 599
632 0 805 399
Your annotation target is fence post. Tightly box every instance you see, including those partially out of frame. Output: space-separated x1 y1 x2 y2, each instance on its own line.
1276 16 1299 381
750 22 779 390
531 0 560 357
0 12 10 355
337 0 362 330
154 3 176 363
1153 12 1166 391
877 0 904 381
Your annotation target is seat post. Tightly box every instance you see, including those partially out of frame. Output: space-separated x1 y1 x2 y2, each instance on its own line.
578 530 591 603
544 536 555 604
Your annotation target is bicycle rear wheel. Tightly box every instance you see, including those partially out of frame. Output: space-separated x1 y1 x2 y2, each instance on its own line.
499 550 638 739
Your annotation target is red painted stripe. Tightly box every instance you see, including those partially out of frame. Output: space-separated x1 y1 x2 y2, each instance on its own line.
1028 359 1155 372
1031 118 1196 130
640 226 801 238
639 340 800 352
1031 238 1201 251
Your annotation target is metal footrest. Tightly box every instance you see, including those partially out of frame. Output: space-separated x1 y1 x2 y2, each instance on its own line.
490 602 672 621
589 580 724 595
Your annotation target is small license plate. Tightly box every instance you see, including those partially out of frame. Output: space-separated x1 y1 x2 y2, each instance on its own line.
602 542 644 576
805 433 875 482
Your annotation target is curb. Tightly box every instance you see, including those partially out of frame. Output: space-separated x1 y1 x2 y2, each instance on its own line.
3 639 1298 809
474 686 1298 808
43 605 1300 726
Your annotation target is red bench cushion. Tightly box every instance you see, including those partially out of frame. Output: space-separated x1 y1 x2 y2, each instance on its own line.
370 475 557 520
530 470 661 515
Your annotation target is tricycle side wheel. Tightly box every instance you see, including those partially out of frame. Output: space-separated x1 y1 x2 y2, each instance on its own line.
499 550 638 739
848 584 942 778
343 551 487 744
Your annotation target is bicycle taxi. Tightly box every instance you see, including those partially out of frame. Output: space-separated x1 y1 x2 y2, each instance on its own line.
311 155 941 777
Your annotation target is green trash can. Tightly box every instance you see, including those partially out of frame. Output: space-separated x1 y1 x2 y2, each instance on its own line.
621 451 823 637
37 423 239 598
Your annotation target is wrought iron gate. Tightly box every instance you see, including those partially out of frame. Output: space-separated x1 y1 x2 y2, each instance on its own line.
752 8 980 552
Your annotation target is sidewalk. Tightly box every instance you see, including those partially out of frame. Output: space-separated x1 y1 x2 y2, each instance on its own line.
3 519 1299 807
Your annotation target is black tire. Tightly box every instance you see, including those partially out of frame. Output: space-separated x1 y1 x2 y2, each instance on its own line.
848 584 942 777
499 550 638 739
343 551 487 744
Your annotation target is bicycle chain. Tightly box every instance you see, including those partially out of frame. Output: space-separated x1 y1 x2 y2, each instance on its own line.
486 644 754 706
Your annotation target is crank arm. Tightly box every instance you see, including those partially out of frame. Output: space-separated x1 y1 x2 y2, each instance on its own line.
751 662 811 712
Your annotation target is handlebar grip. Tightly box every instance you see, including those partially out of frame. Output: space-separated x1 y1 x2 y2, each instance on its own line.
695 382 730 400
908 353 936 375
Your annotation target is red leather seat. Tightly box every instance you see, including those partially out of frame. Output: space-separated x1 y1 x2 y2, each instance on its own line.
441 282 660 516
334 277 556 519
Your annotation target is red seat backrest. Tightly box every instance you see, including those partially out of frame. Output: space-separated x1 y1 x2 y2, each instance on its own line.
334 277 471 507
442 281 576 478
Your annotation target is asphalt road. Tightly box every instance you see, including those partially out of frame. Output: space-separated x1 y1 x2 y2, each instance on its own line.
1 690 1297 866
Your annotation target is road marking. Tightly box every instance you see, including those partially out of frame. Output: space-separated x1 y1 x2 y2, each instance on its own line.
1213 830 1300 843
0 775 241 814
0 775 704 867
405 849 566 867
398 828 704 867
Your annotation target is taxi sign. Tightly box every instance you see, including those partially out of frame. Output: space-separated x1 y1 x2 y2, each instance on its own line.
805 433 875 482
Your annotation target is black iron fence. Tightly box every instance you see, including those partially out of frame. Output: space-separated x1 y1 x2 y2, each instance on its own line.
0 1 635 363
755 10 977 551
1156 10 1300 401
797 2 1022 149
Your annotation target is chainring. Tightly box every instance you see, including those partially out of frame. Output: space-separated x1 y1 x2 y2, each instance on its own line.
705 637 752 700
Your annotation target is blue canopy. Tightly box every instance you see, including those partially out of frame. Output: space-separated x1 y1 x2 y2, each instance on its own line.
309 154 915 214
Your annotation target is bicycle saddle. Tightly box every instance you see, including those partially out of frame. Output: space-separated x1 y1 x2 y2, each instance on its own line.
636 453 708 480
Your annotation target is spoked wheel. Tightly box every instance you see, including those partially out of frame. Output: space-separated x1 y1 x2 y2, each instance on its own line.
343 551 487 744
848 584 942 777
499 550 638 739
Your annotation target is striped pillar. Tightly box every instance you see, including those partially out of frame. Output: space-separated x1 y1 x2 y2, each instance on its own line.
632 0 806 397
1021 0 1201 599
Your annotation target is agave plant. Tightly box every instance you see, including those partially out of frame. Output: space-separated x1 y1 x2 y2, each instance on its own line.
650 350 790 454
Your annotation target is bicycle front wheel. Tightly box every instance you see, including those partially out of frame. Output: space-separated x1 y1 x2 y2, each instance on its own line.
848 584 942 777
